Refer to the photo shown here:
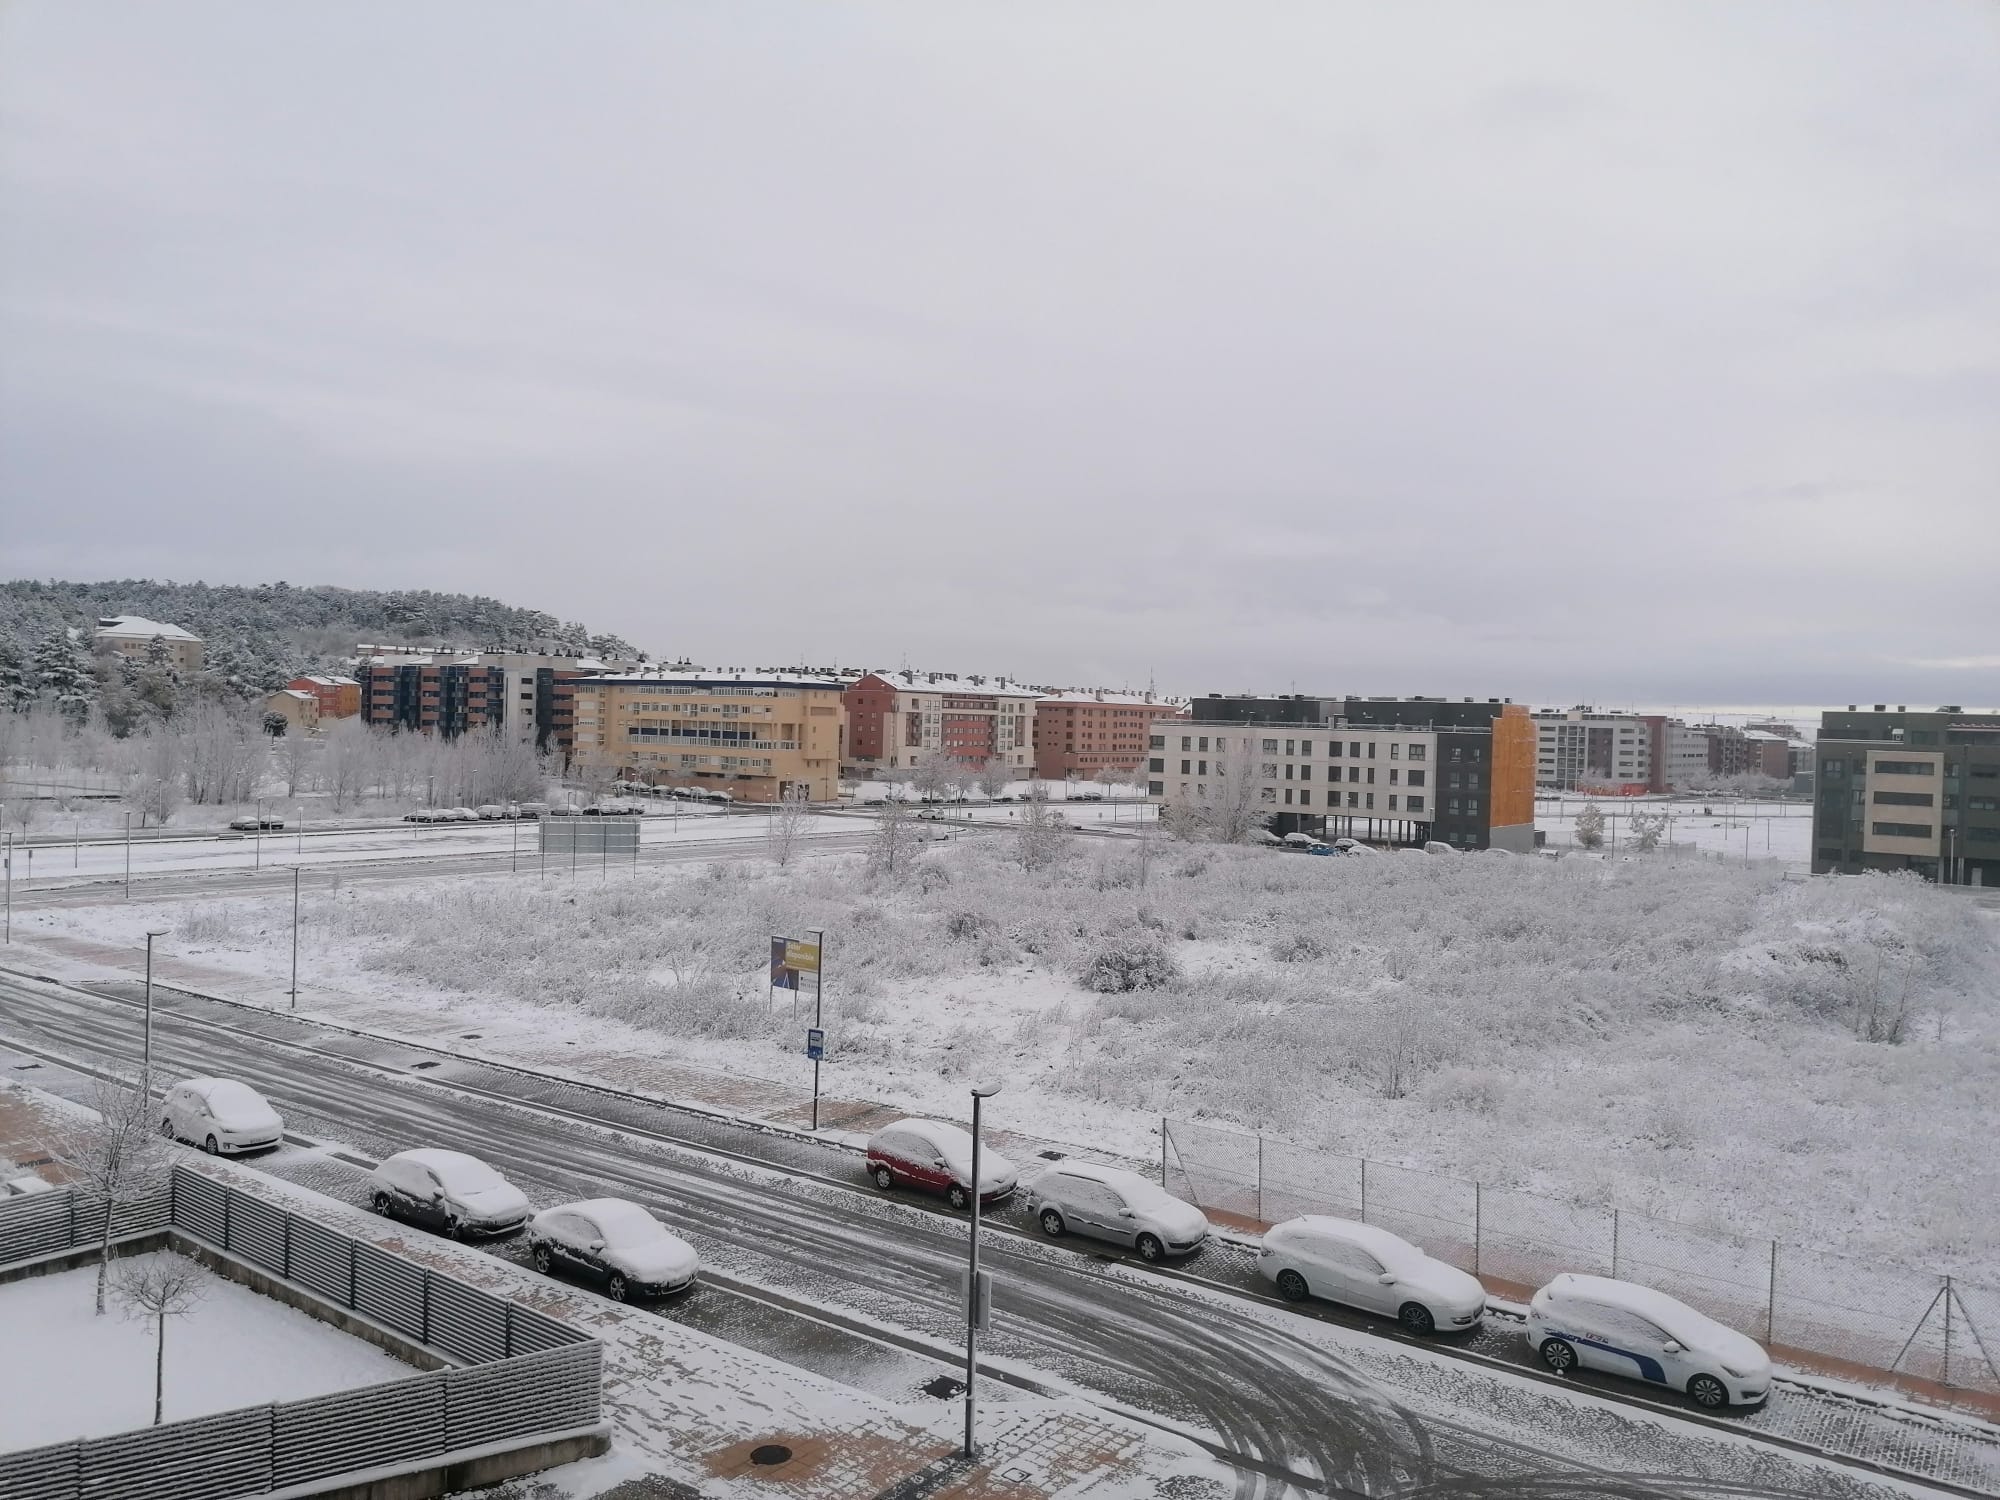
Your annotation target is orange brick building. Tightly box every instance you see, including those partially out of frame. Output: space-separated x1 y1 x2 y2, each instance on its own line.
286 675 361 719
1032 692 1186 781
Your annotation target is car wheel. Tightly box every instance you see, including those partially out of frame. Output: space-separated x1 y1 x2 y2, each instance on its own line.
1688 1374 1730 1410
606 1273 629 1303
203 1134 220 1155
1275 1269 1310 1303
532 1244 553 1274
947 1183 969 1211
1398 1303 1436 1335
442 1216 462 1241
873 1166 894 1191
1539 1337 1578 1375
1134 1233 1166 1263
370 1191 393 1216
1039 1208 1066 1238
159 1118 175 1139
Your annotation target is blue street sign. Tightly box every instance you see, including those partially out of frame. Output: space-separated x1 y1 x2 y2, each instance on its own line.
805 1028 825 1061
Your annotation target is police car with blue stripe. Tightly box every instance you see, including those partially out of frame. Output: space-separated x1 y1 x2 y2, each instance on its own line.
1528 1273 1772 1410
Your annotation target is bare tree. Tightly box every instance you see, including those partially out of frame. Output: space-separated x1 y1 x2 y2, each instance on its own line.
48 1075 171 1315
765 785 812 867
1573 802 1606 850
867 796 917 879
115 1254 208 1426
1016 783 1070 871
975 757 1011 799
1628 809 1669 852
908 748 955 803
1165 734 1272 844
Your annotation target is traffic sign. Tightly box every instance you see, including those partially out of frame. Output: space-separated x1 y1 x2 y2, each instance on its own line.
805 1028 825 1061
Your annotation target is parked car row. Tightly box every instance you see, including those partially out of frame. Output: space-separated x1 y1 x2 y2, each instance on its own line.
227 815 285 831
169 1078 1765 1408
868 1114 1770 1411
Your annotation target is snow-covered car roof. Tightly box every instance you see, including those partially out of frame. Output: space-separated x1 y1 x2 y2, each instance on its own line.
1539 1273 1720 1341
1267 1215 1427 1269
385 1148 505 1191
563 1197 667 1248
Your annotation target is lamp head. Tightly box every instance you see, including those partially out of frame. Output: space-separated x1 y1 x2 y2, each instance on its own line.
146 928 170 938
970 1081 1003 1098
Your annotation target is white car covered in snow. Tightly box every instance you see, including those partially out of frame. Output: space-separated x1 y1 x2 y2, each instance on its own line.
1527 1272 1772 1409
1024 1162 1208 1261
1257 1216 1484 1334
528 1198 699 1301
369 1148 530 1239
160 1077 283 1155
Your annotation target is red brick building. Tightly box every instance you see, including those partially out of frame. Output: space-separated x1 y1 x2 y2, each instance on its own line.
1033 693 1185 781
286 675 361 719
839 671 1037 779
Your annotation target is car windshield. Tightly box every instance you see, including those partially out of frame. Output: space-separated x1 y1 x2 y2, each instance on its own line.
1114 1178 1183 1215
590 1203 663 1248
432 1156 504 1193
205 1081 266 1114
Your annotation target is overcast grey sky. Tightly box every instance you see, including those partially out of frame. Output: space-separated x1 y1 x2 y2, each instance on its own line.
3 2 1995 705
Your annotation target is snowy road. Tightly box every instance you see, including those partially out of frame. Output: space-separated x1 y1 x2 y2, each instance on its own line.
0 971 1986 1500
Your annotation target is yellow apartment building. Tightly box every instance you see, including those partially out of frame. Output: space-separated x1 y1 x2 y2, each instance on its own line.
568 672 847 802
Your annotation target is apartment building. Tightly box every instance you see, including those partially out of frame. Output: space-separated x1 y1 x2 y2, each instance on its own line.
286 675 360 719
263 688 320 734
841 671 1036 779
1032 692 1186 781
354 649 632 750
90 616 204 672
1812 705 2000 886
355 657 509 738
1149 695 1537 850
1533 709 1724 793
570 671 847 802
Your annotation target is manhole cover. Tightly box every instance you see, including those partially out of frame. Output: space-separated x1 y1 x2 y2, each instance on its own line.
409 1060 441 1071
749 1444 793 1467
922 1375 965 1399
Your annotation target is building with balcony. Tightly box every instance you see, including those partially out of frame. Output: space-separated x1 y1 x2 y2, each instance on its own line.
1148 694 1537 850
355 657 508 738
570 671 847 802
286 674 361 719
1032 692 1186 781
840 670 1037 779
1812 705 2000 885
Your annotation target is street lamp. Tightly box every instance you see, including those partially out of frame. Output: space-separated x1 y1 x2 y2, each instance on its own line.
963 1079 1003 1460
287 865 301 1008
143 928 170 1097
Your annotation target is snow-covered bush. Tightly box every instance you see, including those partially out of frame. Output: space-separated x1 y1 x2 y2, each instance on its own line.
1078 938 1179 994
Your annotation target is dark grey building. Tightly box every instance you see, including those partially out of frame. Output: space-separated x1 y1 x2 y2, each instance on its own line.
1812 705 2000 885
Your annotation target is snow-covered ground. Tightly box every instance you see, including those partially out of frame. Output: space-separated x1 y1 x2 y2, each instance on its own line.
0 1251 411 1449
27 835 1999 1284
1534 793 1816 867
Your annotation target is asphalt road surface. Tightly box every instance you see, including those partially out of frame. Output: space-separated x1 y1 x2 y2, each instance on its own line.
0 970 1969 1500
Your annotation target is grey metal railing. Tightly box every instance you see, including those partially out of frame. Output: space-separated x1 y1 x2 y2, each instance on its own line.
0 1165 602 1500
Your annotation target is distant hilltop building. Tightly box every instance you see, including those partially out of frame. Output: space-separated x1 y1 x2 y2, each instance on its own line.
90 615 204 672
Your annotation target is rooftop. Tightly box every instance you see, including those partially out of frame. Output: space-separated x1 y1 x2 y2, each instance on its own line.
92 615 200 641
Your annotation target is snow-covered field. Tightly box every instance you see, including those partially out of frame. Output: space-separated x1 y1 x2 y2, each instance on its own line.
0 1251 411 1448
1534 794 1815 867
30 839 1999 1282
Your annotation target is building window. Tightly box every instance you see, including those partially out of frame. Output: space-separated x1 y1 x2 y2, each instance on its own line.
1408 770 1425 787
1300 764 1312 780
1346 791 1358 808
1331 742 1343 757
1408 744 1426 761
1872 790 1935 807
1466 798 1480 816
1301 740 1313 754
1873 760 1934 776
1388 794 1398 811
1181 760 1191 774
1871 821 1932 838
1285 739 1295 755
1365 793 1375 810
1198 737 1209 752
1407 795 1425 813
1300 790 1311 805
1389 768 1399 785
1349 742 1360 757
1367 742 1377 759
1348 766 1359 783
1390 744 1401 760
1150 736 1166 750
1262 739 1279 753
1260 786 1277 803
1448 799 1460 815
1284 789 1294 805
1181 736 1192 752
1149 758 1164 773
1365 768 1375 785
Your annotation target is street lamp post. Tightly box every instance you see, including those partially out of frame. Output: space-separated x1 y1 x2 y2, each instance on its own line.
254 798 264 872
143 928 170 1097
288 865 301 1008
963 1080 1003 1460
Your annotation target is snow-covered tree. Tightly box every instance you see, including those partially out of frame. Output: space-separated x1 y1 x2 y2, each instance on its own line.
115 1255 208 1426
1015 783 1070 871
1165 734 1271 844
765 786 812 868
31 629 96 721
48 1075 170 1315
1628 809 1669 852
0 635 32 709
1574 802 1606 850
908 748 956 803
975 757 1011 799
867 797 917 879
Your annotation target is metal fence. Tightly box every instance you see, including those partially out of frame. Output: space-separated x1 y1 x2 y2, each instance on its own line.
0 1165 603 1500
1163 1116 2000 1394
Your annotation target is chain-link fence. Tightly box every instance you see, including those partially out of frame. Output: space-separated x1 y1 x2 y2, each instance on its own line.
1163 1115 2000 1394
